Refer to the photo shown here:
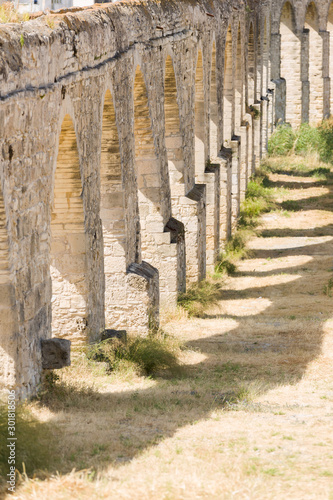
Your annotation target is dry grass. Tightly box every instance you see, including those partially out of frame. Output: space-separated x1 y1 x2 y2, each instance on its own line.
5 157 333 499
0 3 29 23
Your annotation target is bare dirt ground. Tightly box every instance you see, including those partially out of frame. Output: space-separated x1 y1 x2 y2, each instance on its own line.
12 165 333 499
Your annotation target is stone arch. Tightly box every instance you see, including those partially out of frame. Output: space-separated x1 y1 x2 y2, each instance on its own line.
210 39 218 157
305 1 324 123
164 54 185 200
50 113 88 344
133 64 184 305
223 25 233 145
195 49 206 177
0 180 17 390
247 22 255 106
100 88 126 329
164 53 205 284
134 65 164 241
280 1 302 126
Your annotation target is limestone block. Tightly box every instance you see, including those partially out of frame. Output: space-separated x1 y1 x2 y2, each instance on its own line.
41 338 71 369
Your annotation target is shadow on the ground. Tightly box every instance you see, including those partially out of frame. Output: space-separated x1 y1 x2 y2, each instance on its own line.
7 171 333 486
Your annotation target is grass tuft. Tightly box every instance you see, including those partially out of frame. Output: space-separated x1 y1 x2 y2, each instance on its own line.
0 3 29 23
215 173 276 277
177 280 222 317
268 119 333 164
87 332 182 376
323 277 333 297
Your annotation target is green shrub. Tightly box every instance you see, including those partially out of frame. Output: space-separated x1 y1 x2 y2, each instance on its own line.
87 333 181 375
268 120 333 164
323 277 333 297
318 119 333 163
268 125 295 156
294 123 323 156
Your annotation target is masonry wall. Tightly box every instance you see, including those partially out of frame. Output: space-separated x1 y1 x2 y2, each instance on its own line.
0 0 276 398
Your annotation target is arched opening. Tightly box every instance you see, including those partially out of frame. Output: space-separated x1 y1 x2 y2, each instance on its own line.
195 50 206 176
100 89 127 328
133 65 184 305
165 55 184 193
280 1 302 126
50 114 88 344
165 55 205 283
223 26 233 145
235 26 243 134
305 2 323 123
0 182 16 389
134 66 164 248
328 1 333 115
247 23 255 106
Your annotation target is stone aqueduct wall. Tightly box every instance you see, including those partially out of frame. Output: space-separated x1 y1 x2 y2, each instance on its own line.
0 0 331 398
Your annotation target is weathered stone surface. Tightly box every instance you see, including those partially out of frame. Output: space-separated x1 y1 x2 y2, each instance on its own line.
101 329 127 342
41 338 71 370
1 0 329 399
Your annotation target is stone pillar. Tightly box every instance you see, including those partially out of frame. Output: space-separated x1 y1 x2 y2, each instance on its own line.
267 82 276 140
321 31 330 119
164 217 186 295
200 164 220 273
301 29 310 123
261 96 269 157
239 121 249 202
230 137 241 232
252 103 261 171
270 33 281 81
125 262 159 335
217 149 232 248
178 185 206 284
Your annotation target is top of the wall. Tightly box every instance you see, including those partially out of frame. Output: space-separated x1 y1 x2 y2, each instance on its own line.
0 0 251 99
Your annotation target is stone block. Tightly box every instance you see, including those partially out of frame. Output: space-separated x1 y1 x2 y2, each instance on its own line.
41 338 71 369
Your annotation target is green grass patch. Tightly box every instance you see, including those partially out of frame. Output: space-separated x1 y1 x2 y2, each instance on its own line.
323 277 333 297
214 228 252 278
280 199 301 212
268 124 296 156
215 173 277 277
268 119 333 164
178 279 222 317
87 332 182 376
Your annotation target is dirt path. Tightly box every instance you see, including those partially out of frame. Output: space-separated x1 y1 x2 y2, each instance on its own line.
16 169 333 499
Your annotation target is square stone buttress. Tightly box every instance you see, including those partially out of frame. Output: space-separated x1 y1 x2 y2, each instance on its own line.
41 338 71 370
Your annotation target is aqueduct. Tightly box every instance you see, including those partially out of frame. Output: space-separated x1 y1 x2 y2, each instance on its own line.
0 0 333 398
